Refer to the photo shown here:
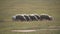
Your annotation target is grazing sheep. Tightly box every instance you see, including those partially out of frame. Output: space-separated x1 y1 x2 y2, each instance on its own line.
12 14 53 21
24 14 31 21
29 14 38 21
40 14 53 20
34 14 40 20
12 14 26 21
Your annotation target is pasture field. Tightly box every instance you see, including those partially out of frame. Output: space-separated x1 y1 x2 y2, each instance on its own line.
0 0 60 34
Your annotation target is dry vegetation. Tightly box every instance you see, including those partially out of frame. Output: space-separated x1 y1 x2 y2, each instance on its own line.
0 0 60 34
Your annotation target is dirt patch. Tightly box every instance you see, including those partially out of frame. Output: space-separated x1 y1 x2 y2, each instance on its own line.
11 29 60 32
11 26 60 32
11 30 36 32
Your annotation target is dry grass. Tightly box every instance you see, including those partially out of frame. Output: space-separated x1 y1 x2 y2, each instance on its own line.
0 0 60 34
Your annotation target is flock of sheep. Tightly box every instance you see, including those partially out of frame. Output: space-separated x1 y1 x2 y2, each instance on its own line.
12 14 53 21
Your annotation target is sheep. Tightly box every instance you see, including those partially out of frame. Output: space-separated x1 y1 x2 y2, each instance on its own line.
24 14 31 21
12 14 26 21
34 14 40 20
29 14 38 21
40 14 53 20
